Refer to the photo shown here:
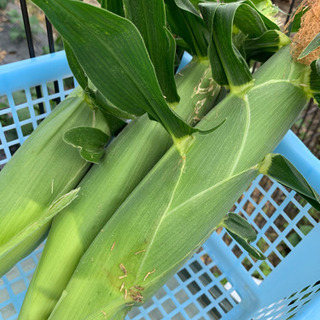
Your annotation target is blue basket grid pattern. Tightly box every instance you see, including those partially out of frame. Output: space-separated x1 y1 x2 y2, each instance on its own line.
0 52 320 320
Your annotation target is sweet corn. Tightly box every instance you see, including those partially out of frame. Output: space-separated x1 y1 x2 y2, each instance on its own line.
18 58 221 320
46 45 319 320
0 87 110 276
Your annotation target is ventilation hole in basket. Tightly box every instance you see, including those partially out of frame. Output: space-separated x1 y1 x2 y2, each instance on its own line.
177 268 191 282
0 148 5 160
242 257 253 271
200 253 214 266
219 298 233 313
142 298 154 309
208 307 222 320
308 207 320 223
274 214 289 232
199 272 212 287
48 98 60 112
271 187 286 206
250 188 264 205
299 285 310 294
127 307 141 319
154 287 166 300
256 237 269 253
20 257 37 273
5 266 20 281
174 289 189 304
63 76 75 90
4 128 18 142
237 193 245 204
264 226 278 243
0 288 10 304
11 279 26 295
197 293 211 308
293 194 308 207
232 244 243 258
286 229 302 247
16 106 30 121
259 261 272 277
254 213 267 229
251 270 264 283
209 285 222 299
33 102 46 115
189 260 202 274
0 94 9 112
37 118 44 126
312 280 320 288
296 216 314 236
300 291 312 300
286 314 296 320
9 143 20 156
284 202 300 220
187 281 201 295
148 308 163 319
172 312 185 320
184 302 199 317
262 201 277 218
222 233 233 246
166 276 179 290
259 176 273 191
12 90 27 105
47 81 59 95
161 298 176 314
230 290 242 304
0 112 13 127
220 277 230 287
210 265 222 278
267 251 281 268
0 303 16 319
30 86 43 101
242 199 256 215
288 305 298 313
21 122 34 137
276 240 291 258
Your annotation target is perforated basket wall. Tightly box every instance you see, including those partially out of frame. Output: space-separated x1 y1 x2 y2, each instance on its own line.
1 53 320 320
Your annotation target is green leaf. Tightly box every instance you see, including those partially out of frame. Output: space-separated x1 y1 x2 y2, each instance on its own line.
298 33 320 60
63 127 110 163
221 212 257 242
0 188 80 266
199 0 280 92
287 6 309 34
86 89 136 120
309 59 320 105
174 0 201 16
64 40 88 89
220 212 265 260
227 230 266 260
165 0 209 57
32 0 196 139
259 153 320 211
123 0 179 103
199 2 260 91
244 30 290 62
105 0 124 16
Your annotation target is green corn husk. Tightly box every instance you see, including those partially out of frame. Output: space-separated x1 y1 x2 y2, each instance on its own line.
0 87 110 277
18 58 221 320
46 46 318 320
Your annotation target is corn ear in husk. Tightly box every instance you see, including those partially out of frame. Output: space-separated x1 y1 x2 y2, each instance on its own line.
0 87 110 276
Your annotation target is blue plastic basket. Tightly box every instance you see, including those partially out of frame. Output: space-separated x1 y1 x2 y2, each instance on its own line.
0 52 320 320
